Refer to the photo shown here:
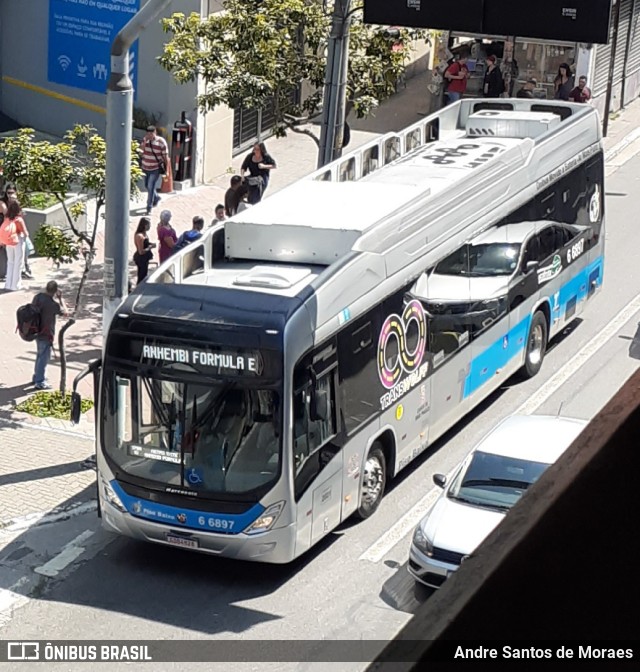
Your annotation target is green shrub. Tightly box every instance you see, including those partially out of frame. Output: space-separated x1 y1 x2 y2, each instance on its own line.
16 391 93 420
33 224 82 263
22 192 59 211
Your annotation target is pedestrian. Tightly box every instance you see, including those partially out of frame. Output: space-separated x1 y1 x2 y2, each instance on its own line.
569 75 592 104
139 125 169 216
224 175 249 217
0 200 30 291
483 55 505 98
241 142 277 205
156 210 177 263
444 49 470 105
1 184 33 280
31 280 68 390
554 63 574 101
133 216 155 285
174 216 205 252
211 204 226 226
516 78 537 98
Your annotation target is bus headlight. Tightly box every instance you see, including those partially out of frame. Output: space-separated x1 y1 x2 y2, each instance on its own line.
101 479 126 513
244 501 285 535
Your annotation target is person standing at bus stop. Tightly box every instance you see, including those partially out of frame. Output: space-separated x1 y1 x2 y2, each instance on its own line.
139 125 169 216
157 210 177 263
241 142 277 205
444 49 470 105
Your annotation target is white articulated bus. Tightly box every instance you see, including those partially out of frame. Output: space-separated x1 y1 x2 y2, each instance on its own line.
73 98 605 563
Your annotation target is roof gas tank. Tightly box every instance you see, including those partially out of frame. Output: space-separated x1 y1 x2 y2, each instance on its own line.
466 109 561 139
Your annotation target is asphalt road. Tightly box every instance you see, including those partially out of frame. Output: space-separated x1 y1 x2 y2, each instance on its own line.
1 147 640 672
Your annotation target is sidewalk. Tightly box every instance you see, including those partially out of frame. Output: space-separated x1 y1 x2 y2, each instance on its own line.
2 69 640 527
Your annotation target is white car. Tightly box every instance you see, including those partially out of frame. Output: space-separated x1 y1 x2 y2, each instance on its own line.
408 414 588 589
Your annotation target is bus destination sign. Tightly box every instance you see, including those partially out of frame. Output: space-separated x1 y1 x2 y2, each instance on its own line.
140 343 263 375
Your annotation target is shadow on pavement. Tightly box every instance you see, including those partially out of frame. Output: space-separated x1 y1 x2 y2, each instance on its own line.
0 477 344 636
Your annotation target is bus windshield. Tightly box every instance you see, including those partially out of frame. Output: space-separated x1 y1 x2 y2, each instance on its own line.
102 370 281 497
435 243 521 277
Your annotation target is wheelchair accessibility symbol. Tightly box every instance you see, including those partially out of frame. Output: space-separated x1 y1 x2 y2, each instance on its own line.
187 468 203 486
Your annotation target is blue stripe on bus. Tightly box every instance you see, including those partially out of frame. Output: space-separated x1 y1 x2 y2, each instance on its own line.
463 255 603 399
110 480 265 535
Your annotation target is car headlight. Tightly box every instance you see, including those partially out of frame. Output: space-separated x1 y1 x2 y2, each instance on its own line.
412 525 433 556
244 501 285 535
101 479 126 513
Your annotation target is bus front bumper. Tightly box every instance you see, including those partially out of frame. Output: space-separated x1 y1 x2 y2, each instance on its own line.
100 502 297 564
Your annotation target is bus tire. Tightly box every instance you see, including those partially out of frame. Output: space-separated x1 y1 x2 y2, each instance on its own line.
522 310 548 378
355 444 387 520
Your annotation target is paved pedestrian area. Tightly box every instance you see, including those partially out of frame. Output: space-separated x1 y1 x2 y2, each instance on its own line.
1 65 640 528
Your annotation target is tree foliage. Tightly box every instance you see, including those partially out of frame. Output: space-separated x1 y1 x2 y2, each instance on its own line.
0 126 142 394
160 1 427 145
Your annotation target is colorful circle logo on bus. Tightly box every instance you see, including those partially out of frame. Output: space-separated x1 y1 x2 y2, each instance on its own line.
377 300 427 390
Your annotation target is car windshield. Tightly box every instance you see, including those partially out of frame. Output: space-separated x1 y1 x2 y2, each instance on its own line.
447 450 549 510
435 243 521 277
102 370 281 497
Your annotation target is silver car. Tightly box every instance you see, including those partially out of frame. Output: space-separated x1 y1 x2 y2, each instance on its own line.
408 414 588 589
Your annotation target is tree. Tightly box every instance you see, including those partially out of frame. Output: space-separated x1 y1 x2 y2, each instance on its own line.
159 1 426 149
0 126 142 394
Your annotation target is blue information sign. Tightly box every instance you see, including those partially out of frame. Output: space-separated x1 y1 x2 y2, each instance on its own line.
48 0 141 95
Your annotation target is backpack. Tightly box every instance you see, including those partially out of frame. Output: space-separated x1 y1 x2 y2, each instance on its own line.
173 229 202 253
16 303 41 342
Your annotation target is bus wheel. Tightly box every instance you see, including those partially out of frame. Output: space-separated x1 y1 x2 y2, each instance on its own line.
356 444 387 520
523 311 548 378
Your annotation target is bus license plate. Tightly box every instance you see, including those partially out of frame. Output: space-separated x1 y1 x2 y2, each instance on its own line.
166 534 199 550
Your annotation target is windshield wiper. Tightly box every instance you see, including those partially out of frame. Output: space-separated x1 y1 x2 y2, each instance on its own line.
448 494 479 506
463 478 532 489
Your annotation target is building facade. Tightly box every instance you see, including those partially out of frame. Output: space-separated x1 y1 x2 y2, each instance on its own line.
0 0 430 186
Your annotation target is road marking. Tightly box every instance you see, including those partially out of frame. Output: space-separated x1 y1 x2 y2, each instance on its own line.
0 578 29 627
34 530 95 578
514 291 640 415
361 293 640 563
359 469 455 564
0 501 97 535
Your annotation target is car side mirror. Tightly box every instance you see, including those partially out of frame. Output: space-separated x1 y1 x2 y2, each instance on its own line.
433 473 447 488
526 260 539 272
70 392 82 425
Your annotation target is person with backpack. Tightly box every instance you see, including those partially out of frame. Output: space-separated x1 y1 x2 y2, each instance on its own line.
29 280 68 390
174 216 205 252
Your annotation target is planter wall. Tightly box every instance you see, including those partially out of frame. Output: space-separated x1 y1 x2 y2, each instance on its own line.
24 195 88 242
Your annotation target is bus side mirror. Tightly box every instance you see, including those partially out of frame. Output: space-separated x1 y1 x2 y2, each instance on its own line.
70 392 82 425
310 388 329 422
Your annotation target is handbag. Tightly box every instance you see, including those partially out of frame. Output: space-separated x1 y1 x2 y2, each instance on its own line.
25 237 35 257
148 140 167 176
246 176 262 187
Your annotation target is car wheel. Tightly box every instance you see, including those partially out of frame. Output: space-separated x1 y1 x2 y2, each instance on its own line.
522 310 548 378
355 443 387 520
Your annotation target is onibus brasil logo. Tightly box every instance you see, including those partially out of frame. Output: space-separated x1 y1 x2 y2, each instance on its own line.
537 254 562 284
377 299 429 411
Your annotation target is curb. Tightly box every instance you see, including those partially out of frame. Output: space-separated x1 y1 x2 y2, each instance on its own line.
0 500 97 534
604 126 640 163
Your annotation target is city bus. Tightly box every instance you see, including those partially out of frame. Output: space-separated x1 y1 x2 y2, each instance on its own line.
73 99 604 563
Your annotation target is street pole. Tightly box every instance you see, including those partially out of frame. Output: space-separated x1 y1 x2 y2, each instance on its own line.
603 0 621 137
103 0 172 339
317 0 352 169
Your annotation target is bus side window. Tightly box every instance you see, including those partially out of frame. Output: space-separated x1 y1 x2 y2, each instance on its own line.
428 316 468 364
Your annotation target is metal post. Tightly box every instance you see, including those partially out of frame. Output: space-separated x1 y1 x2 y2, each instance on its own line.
317 0 352 169
620 0 636 109
103 0 172 339
603 0 622 138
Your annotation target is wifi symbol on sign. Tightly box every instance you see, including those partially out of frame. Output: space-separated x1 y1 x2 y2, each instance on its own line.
58 54 71 71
